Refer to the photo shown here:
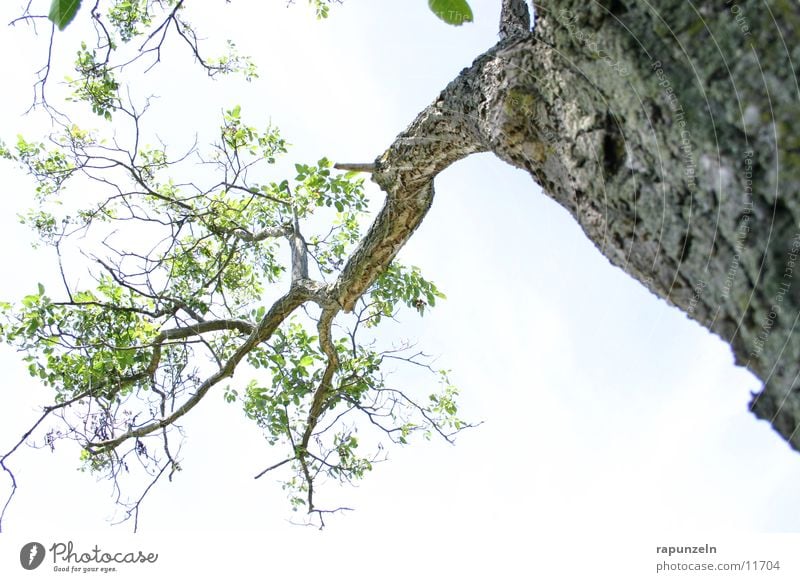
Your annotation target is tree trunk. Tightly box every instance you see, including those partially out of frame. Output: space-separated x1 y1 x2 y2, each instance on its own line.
348 0 800 451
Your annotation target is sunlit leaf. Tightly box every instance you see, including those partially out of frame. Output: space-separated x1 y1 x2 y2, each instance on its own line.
48 0 82 30
428 0 473 26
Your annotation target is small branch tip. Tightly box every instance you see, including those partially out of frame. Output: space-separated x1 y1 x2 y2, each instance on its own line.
333 162 376 173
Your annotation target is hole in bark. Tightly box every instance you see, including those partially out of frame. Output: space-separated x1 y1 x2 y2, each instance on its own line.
601 0 629 16
602 117 626 177
679 232 693 261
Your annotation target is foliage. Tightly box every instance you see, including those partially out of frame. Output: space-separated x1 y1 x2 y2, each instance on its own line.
1 1 475 530
428 0 474 26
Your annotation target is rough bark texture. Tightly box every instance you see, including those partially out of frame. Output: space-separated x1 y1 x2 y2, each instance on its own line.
355 0 800 451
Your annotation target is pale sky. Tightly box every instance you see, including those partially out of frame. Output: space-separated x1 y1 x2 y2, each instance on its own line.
0 1 799 580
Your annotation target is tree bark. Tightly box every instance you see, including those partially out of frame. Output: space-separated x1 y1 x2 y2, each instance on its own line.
348 0 800 451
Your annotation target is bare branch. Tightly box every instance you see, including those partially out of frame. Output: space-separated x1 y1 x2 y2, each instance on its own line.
0 389 93 531
333 162 375 173
253 457 293 480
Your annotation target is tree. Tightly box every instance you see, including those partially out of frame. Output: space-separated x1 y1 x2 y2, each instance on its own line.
2 0 799 533
480 1 800 452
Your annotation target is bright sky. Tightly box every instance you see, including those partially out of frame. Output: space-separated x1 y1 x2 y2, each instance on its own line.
0 1 799 580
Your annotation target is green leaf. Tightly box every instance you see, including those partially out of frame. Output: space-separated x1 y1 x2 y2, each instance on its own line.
428 0 473 26
298 355 314 368
49 0 82 31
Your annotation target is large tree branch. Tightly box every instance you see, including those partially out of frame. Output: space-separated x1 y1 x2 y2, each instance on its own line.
330 73 491 311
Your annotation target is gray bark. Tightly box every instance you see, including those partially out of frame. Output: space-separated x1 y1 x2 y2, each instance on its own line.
500 0 532 39
343 0 800 451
